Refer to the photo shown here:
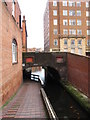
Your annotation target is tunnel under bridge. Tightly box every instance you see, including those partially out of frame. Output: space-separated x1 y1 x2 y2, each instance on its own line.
22 52 67 81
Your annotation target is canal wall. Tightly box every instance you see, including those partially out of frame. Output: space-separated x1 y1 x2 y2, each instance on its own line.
67 53 90 97
1 2 22 105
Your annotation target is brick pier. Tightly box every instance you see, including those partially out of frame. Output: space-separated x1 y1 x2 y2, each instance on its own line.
2 81 48 119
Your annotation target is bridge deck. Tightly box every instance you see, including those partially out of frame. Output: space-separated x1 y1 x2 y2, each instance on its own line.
2 81 48 119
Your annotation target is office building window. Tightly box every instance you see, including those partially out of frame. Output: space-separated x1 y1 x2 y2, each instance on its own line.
86 2 89 8
76 2 81 7
63 19 68 26
71 40 75 45
87 30 90 35
63 29 68 35
64 39 68 45
71 48 75 53
69 29 76 35
64 48 68 52
62 1 67 6
69 10 75 16
77 20 82 26
78 48 82 55
53 29 58 35
54 39 58 46
78 40 82 45
77 10 81 16
63 10 67 16
69 1 75 7
86 11 90 16
53 10 57 16
53 19 57 25
12 39 17 63
69 19 76 26
87 40 90 46
77 30 82 35
53 0 57 6
86 21 90 26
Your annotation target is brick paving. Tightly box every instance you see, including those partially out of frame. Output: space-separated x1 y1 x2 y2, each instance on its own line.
2 81 48 119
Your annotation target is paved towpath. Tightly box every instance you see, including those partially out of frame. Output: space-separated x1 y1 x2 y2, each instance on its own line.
2 81 48 119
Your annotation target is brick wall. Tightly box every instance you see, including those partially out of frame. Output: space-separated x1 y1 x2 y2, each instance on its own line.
6 0 21 28
1 2 22 105
0 0 2 107
88 57 90 97
67 53 90 97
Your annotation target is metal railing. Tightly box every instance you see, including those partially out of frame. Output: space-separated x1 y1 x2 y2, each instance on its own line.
31 74 39 81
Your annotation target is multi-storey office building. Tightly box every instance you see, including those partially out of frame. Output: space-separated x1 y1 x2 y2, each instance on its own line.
44 0 90 56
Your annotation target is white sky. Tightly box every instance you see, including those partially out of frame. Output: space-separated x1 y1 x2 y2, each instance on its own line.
18 0 48 49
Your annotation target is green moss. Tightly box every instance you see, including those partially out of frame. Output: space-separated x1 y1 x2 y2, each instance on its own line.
0 83 23 110
60 80 90 114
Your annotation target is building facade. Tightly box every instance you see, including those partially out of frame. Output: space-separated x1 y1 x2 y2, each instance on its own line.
44 0 90 56
0 0 22 106
22 16 27 52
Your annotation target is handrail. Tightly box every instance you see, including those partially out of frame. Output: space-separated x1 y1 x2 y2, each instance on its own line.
31 74 39 81
40 88 59 120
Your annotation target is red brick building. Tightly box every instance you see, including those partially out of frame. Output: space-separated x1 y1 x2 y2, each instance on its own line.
0 0 22 106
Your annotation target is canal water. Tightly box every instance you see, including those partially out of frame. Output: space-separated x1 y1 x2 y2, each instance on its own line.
31 69 90 119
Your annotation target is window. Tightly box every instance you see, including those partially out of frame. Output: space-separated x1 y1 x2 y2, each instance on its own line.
87 40 90 46
87 30 90 35
12 0 15 17
64 48 68 52
78 40 82 45
71 48 75 53
53 19 57 25
64 39 68 45
76 2 81 7
63 29 68 35
69 29 76 35
63 19 68 26
54 39 58 46
77 11 81 16
69 19 76 26
86 21 90 26
53 10 57 16
63 10 67 16
53 29 58 35
12 39 17 63
77 30 82 35
86 11 90 17
69 1 75 7
77 20 81 26
53 0 57 6
78 48 82 55
69 10 75 16
71 40 75 45
86 2 89 8
62 1 67 6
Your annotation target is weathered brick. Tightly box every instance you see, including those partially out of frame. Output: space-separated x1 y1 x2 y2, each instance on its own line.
0 2 22 106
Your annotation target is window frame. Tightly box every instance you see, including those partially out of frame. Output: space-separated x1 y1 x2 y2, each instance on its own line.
63 10 68 16
77 10 81 16
62 1 67 6
54 39 58 46
77 20 82 26
12 39 18 64
63 19 68 26
53 0 57 6
53 19 58 25
87 40 90 46
53 10 57 16
76 2 81 7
